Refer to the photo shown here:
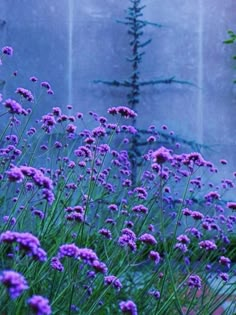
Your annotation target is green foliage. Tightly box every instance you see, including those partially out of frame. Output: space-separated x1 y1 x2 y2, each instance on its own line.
224 29 236 83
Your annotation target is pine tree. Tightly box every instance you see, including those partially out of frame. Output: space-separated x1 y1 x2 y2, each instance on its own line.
95 0 194 183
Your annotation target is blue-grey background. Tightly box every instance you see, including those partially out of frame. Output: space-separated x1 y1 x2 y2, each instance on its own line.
0 0 236 177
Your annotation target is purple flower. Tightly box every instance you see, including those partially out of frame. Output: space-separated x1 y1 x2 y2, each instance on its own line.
42 189 55 204
219 272 229 282
41 114 56 133
187 274 202 289
182 152 206 167
3 216 16 225
15 87 34 102
92 126 106 137
177 234 190 244
66 123 77 134
6 166 24 182
139 233 157 245
30 76 38 82
28 295 51 315
104 275 122 291
220 159 227 165
107 106 137 119
119 300 138 315
147 136 156 143
92 260 108 274
77 112 83 119
58 244 79 258
174 243 188 253
74 146 92 158
17 232 46 260
32 209 44 220
108 204 118 212
219 256 231 269
132 205 148 214
0 270 28 299
186 227 202 239
182 208 192 216
0 231 47 262
118 229 137 252
204 191 220 202
149 289 160 299
40 81 51 89
227 202 236 211
4 98 27 115
2 46 13 56
199 240 217 251
152 146 172 164
149 251 161 264
134 187 148 199
77 248 98 263
50 257 64 272
98 228 112 239
191 211 204 220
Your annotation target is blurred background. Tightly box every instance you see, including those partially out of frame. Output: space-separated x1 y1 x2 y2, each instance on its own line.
0 0 235 175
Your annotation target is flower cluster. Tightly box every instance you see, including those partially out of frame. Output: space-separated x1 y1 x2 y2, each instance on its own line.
65 205 85 222
119 300 138 315
2 46 13 56
104 275 122 291
0 270 28 299
187 274 202 289
6 165 54 204
0 231 47 261
15 87 34 102
118 228 137 251
28 295 51 315
107 106 137 118
0 45 236 314
4 98 28 115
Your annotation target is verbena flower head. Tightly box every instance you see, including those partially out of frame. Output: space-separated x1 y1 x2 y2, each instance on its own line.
177 234 190 244
107 106 137 119
139 233 157 245
58 244 79 258
118 228 137 251
149 251 161 264
50 257 64 272
219 256 231 268
219 272 229 282
152 146 172 164
191 211 204 220
40 81 51 89
119 300 138 315
98 228 112 239
104 275 122 291
199 240 217 251
187 274 202 289
227 202 236 211
4 98 27 115
92 260 108 274
28 295 51 315
6 166 24 182
0 270 28 299
0 231 47 261
15 87 34 102
149 289 160 299
41 114 57 133
77 248 98 263
132 205 148 214
2 46 13 56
